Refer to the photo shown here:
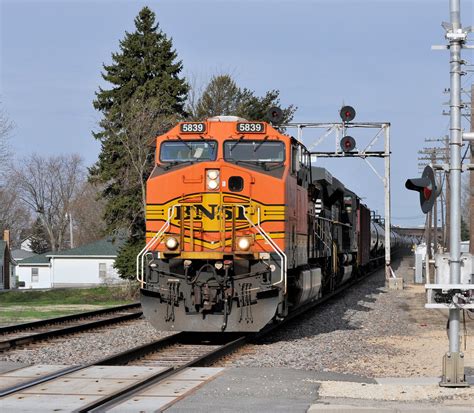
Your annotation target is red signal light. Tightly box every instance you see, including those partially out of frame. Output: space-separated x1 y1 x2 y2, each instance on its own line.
340 136 356 152
405 166 438 214
339 105 356 123
423 186 432 200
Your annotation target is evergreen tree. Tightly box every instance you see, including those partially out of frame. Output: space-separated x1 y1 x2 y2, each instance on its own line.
90 7 188 278
461 217 469 241
29 218 51 254
189 74 296 124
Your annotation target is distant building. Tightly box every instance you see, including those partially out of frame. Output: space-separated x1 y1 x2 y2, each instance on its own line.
0 230 16 290
16 253 51 289
17 238 124 289
20 237 33 252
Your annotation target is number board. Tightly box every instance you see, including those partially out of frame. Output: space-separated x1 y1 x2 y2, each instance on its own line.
180 122 206 134
236 122 266 134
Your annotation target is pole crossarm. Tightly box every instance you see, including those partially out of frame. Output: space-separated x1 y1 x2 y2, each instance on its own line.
310 151 387 158
283 122 390 129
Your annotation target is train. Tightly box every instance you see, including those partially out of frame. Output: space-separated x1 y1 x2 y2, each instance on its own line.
137 116 411 332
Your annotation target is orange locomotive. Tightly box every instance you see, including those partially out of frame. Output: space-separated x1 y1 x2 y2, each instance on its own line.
138 116 370 332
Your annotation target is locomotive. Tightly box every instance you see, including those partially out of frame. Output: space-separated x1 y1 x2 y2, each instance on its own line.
137 116 406 332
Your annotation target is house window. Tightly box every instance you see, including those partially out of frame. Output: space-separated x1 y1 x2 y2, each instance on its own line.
31 268 39 283
99 263 107 280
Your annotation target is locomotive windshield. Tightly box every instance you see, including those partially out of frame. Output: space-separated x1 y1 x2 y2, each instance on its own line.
160 141 217 162
224 140 285 163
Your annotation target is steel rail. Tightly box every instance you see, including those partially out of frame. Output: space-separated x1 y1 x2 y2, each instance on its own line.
0 257 401 409
81 333 247 412
78 259 394 412
0 309 142 351
0 302 141 334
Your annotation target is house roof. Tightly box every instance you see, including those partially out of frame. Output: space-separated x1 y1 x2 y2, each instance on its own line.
12 249 37 260
18 252 51 265
47 238 124 258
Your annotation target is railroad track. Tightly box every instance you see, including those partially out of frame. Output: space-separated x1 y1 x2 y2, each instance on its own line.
0 263 390 411
0 303 142 351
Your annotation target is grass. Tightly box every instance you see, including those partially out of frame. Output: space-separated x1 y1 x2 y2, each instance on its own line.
0 284 139 325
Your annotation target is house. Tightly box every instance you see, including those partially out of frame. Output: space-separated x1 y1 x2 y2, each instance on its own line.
17 238 124 289
16 253 51 289
0 230 16 290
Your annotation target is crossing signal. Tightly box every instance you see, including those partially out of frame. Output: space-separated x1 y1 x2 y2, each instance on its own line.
340 135 356 152
340 105 356 123
405 165 438 213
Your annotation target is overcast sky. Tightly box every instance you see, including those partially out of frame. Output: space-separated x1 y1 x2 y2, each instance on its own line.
1 0 473 227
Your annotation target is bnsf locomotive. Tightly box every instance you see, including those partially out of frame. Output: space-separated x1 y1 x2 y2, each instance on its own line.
138 116 404 332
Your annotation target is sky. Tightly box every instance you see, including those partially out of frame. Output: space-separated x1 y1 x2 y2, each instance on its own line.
0 0 473 227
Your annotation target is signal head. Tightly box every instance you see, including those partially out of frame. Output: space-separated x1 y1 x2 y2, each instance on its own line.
405 165 437 214
340 135 356 152
340 105 356 123
266 106 283 125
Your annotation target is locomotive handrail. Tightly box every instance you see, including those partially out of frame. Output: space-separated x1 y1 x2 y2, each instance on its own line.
136 205 179 287
239 205 287 295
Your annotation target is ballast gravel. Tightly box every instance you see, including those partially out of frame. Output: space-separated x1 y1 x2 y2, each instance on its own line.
0 320 172 365
217 257 474 379
2 257 472 381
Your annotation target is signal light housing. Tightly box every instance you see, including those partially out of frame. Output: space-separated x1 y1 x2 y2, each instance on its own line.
340 105 356 123
405 165 438 214
266 106 283 124
340 136 356 152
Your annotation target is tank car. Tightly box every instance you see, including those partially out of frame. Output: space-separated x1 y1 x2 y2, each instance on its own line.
137 117 381 332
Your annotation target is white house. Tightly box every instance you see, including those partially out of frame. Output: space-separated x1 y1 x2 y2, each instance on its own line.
17 238 124 289
16 253 51 289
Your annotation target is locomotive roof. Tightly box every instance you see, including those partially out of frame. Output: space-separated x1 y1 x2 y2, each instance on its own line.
311 166 359 199
311 166 345 190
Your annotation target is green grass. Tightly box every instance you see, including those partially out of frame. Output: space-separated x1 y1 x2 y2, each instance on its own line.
0 286 135 306
0 285 138 325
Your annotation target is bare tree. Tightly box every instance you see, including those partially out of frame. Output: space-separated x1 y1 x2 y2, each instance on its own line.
71 181 106 247
185 73 206 121
11 154 85 251
119 95 180 218
0 104 13 180
0 183 31 247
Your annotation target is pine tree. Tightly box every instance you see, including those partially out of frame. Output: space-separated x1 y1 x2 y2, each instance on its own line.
29 218 51 254
461 217 469 241
90 7 188 278
189 74 296 124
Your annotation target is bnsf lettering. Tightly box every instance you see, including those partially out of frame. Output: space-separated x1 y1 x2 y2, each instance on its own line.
174 205 247 221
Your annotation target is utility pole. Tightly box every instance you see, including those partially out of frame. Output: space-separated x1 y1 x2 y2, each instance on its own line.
445 136 451 248
470 83 474 255
437 0 469 387
432 153 438 253
66 212 74 249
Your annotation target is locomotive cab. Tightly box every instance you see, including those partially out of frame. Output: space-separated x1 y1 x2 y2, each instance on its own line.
139 117 290 332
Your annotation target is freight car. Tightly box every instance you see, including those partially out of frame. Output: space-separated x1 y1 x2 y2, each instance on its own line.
137 116 408 332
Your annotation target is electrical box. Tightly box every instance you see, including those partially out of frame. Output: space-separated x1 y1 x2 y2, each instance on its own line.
425 252 474 309
434 253 473 284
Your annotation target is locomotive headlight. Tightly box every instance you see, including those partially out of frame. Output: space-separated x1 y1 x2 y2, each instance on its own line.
206 169 220 190
165 236 179 250
237 237 251 251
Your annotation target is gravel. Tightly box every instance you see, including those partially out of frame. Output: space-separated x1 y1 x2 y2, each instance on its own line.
2 257 472 380
217 257 474 378
0 319 172 365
